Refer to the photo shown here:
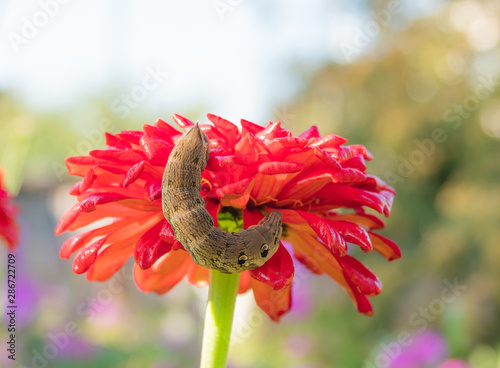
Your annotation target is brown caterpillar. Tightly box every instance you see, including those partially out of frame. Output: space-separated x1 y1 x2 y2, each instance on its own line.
162 123 283 274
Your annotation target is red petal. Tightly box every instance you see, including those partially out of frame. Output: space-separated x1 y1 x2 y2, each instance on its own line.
86 237 139 281
55 194 123 235
72 238 106 274
312 147 342 170
214 155 250 184
79 193 128 212
360 174 395 193
344 277 374 316
334 168 367 183
285 228 345 283
80 170 97 192
60 235 89 259
143 124 175 145
105 132 132 149
134 250 191 294
251 280 292 322
258 162 303 175
293 249 323 274
337 255 382 295
251 171 299 206
299 125 321 139
216 178 255 208
265 137 308 160
238 271 252 294
317 185 394 216
207 114 241 147
0 226 18 250
327 220 372 252
277 209 346 256
56 198 159 236
60 217 140 258
123 161 163 188
68 182 82 195
123 161 145 187
242 207 264 226
241 118 265 136
186 263 210 288
154 118 182 137
308 134 347 149
116 130 143 146
204 199 222 227
343 156 367 171
287 228 373 315
145 179 162 201
209 139 230 150
294 211 332 245
135 220 173 269
89 148 146 164
159 220 176 243
256 121 287 141
172 113 194 130
140 135 173 164
0 182 19 245
234 133 271 166
278 172 333 204
368 232 401 261
65 156 109 177
250 243 294 290
338 145 373 162
80 165 127 192
328 211 385 230
200 124 227 143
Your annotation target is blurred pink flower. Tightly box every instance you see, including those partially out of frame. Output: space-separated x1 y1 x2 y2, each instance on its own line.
438 359 470 368
388 330 447 368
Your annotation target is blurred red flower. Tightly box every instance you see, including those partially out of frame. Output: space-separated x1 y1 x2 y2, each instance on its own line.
0 170 19 249
55 114 400 321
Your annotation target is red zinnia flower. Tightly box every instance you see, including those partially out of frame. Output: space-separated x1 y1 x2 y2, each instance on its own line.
0 170 20 249
55 114 400 321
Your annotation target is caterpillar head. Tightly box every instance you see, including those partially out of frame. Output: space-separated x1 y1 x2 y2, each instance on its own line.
219 211 283 273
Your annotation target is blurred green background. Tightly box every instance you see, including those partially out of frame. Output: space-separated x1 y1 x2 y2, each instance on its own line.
1 0 500 367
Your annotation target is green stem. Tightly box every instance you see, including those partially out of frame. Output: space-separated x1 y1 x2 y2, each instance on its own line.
200 269 240 368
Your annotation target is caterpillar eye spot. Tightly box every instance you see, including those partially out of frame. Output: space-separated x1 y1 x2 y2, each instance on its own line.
260 243 269 258
238 254 248 265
